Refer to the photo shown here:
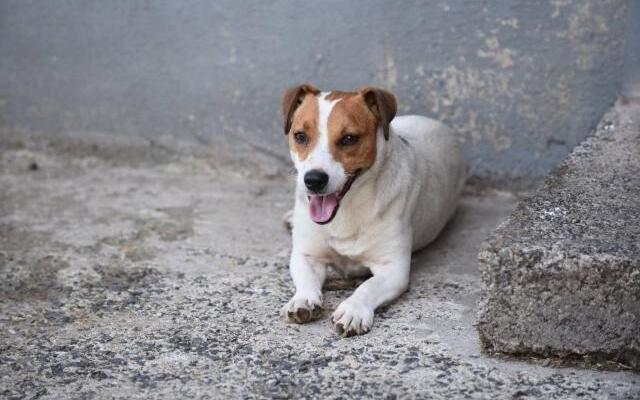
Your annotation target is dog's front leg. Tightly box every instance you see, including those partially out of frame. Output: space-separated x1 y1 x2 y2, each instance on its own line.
282 249 326 323
331 251 410 337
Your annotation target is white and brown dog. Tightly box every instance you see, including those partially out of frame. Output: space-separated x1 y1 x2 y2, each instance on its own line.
281 84 465 337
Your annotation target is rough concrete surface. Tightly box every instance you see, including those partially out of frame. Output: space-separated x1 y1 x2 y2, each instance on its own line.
1 133 639 400
478 101 640 371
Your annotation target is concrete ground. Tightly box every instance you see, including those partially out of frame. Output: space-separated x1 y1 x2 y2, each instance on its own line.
0 133 638 399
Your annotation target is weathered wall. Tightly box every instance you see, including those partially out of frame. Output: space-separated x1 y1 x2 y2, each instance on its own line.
0 0 629 182
622 0 640 99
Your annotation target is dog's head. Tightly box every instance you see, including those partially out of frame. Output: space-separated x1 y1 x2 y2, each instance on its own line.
282 83 397 224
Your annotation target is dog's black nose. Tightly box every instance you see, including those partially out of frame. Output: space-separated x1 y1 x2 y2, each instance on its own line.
304 170 329 193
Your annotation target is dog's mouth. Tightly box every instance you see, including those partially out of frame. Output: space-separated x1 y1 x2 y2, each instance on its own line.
307 171 360 225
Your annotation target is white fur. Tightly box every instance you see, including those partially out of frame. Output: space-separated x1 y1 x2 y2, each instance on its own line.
282 101 466 336
290 92 347 195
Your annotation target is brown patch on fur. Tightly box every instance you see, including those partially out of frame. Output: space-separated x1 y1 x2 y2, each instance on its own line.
288 94 320 161
284 85 397 173
281 83 320 135
325 90 357 101
327 93 380 174
359 87 397 140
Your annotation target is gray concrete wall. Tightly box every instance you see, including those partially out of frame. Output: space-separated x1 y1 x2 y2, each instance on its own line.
622 0 640 99
0 0 629 182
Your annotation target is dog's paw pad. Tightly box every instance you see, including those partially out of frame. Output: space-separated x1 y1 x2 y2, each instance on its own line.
332 322 361 338
331 301 373 337
296 307 311 321
282 297 323 324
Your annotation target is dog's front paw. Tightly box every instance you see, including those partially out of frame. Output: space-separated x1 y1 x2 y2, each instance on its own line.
331 300 374 337
281 294 323 324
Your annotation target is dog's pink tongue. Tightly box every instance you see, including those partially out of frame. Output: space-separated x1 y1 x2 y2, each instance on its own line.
309 194 338 223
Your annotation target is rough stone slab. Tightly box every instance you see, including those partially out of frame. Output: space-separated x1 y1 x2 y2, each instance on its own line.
478 101 640 370
1 132 639 399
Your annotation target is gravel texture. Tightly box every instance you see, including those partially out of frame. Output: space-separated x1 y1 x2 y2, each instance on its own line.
1 131 638 399
478 101 640 371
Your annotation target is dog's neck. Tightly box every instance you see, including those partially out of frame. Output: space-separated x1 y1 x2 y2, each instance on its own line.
325 127 405 234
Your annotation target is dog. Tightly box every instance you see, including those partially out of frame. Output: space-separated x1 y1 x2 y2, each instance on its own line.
280 84 465 337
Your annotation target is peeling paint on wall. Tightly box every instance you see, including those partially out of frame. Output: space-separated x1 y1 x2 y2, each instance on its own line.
424 65 514 152
558 1 615 71
0 0 629 183
477 37 515 69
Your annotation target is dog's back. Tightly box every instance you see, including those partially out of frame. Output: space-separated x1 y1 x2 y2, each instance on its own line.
391 115 465 251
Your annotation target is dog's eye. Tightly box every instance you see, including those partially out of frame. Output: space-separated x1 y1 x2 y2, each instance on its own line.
294 131 308 145
339 134 359 146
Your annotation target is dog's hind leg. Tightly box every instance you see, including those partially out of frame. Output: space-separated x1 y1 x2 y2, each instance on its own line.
282 209 294 232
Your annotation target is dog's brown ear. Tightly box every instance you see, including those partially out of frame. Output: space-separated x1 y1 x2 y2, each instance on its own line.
359 87 397 140
281 83 320 135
